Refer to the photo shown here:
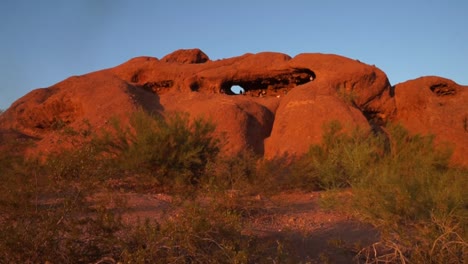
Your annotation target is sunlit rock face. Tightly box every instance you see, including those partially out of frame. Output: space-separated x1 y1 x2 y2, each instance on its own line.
1 48 466 166
392 76 468 166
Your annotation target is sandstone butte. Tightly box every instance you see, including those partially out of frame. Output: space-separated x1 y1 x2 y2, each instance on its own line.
0 49 467 166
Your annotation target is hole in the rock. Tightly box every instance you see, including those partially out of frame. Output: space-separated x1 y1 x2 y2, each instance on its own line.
221 68 315 96
430 84 456 96
141 80 174 93
230 85 245 95
190 82 200 92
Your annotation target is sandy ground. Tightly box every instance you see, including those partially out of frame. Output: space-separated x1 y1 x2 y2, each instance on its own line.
91 190 379 263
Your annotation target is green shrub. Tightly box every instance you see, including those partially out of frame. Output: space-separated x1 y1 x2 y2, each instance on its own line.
353 125 467 263
203 149 259 193
351 124 460 222
94 110 220 188
291 121 383 190
204 149 299 195
295 121 467 262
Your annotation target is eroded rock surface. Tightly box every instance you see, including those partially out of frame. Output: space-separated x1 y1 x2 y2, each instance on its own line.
393 76 468 166
161 48 210 64
265 53 394 157
0 49 466 165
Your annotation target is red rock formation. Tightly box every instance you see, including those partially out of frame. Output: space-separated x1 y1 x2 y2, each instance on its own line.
0 49 466 166
159 92 275 155
393 76 468 166
0 71 160 154
161 48 209 64
265 53 394 157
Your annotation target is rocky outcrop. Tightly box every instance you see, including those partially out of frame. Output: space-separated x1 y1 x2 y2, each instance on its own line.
0 71 161 153
265 53 394 157
0 49 466 165
159 93 275 155
161 48 210 64
107 50 393 157
393 76 468 166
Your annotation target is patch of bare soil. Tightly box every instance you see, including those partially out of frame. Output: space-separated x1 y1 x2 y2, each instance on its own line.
245 192 379 263
94 190 379 263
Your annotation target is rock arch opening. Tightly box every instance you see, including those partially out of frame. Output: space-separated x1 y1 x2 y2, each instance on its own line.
221 68 315 97
230 85 245 95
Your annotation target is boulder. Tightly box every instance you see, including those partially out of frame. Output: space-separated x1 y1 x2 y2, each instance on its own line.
0 70 160 155
264 85 370 158
264 53 395 158
393 76 468 166
289 53 395 120
159 92 274 155
161 48 210 64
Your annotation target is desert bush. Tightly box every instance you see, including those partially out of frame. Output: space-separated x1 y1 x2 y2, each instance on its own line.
121 202 245 263
291 121 383 190
295 121 467 263
353 125 467 263
353 124 460 226
94 110 220 188
253 152 296 193
0 138 125 263
0 141 125 263
204 148 300 196
203 149 259 193
120 199 290 264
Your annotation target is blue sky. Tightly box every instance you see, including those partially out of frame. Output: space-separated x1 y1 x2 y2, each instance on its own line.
1 0 467 109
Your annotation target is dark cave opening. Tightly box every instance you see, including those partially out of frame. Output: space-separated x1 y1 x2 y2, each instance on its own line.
429 84 457 96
